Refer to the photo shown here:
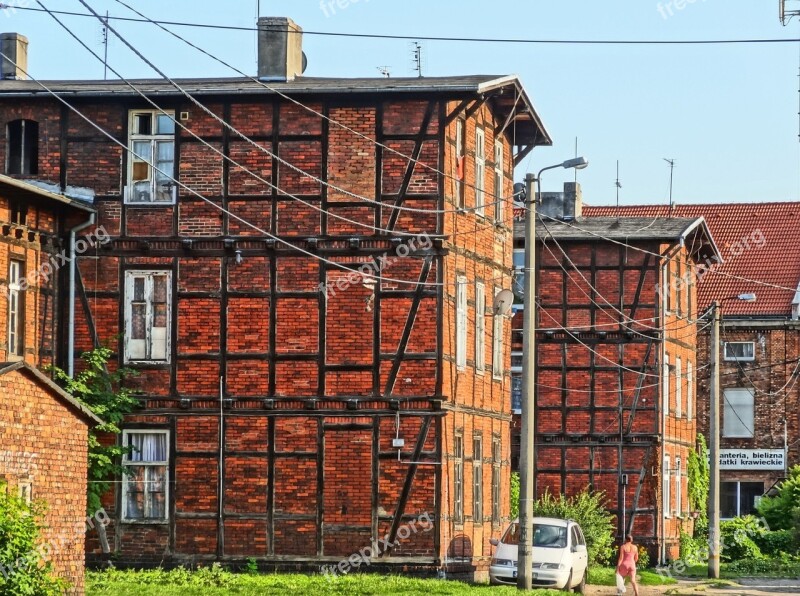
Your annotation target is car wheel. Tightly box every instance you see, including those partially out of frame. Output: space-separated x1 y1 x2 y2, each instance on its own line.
575 569 587 594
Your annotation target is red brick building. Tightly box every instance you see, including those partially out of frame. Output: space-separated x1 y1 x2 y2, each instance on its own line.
512 185 719 562
586 202 800 520
0 174 102 593
0 19 551 579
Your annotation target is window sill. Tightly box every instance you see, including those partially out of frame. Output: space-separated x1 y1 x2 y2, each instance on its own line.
125 202 176 207
120 519 170 525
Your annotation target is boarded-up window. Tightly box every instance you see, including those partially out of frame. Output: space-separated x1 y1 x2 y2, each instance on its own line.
6 119 38 175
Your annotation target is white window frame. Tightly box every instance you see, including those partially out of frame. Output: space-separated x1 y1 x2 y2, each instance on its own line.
491 438 501 525
723 388 755 438
475 281 486 373
724 342 755 362
454 433 464 525
124 270 172 364
121 429 170 522
675 457 682 517
7 260 23 358
675 357 682 418
473 434 483 523
456 275 468 369
663 355 670 416
663 455 671 519
492 287 504 381
126 109 177 204
493 140 504 223
687 361 694 421
475 128 486 217
455 119 465 209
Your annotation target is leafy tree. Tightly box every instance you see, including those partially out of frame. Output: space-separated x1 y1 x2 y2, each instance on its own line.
51 347 139 552
510 472 520 519
757 465 800 532
0 487 67 595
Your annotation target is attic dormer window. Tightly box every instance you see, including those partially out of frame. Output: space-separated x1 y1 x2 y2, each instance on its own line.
6 119 38 176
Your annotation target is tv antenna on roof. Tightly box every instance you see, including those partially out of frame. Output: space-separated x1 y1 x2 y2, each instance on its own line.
411 42 424 78
781 0 800 24
664 158 675 216
377 66 391 78
615 160 622 215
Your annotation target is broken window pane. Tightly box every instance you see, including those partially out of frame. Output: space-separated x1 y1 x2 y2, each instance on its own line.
135 113 152 135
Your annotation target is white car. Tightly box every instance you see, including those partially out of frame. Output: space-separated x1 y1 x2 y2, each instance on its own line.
489 517 588 592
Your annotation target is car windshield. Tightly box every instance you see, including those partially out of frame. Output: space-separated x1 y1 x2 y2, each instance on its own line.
501 523 568 548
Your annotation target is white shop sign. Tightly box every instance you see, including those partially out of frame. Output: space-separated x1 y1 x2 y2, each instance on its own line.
719 449 785 470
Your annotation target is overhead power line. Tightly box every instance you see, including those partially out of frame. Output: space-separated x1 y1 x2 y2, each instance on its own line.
5 4 800 45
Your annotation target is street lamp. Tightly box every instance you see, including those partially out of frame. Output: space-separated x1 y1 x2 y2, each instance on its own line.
518 157 589 591
707 292 756 579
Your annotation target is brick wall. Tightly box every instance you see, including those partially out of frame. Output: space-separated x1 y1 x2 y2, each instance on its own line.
0 367 91 594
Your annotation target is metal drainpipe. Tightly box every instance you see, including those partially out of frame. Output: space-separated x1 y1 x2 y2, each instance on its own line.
68 213 96 377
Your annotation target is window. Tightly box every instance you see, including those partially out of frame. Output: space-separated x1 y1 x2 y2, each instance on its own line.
511 374 522 413
124 271 171 363
126 110 176 204
663 267 672 313
456 275 467 369
473 435 483 523
512 249 525 299
6 119 38 175
663 455 671 518
7 260 23 358
687 361 694 421
492 287 504 381
493 140 504 223
721 481 764 519
674 457 682 517
9 200 27 225
454 433 464 525
675 357 682 418
18 478 32 505
663 355 670 415
475 281 486 373
455 119 466 209
724 342 755 362
475 128 485 216
723 388 755 438
122 430 169 521
491 438 501 525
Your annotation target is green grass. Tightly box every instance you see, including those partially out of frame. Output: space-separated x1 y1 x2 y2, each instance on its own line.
587 566 677 587
675 560 800 579
86 568 570 595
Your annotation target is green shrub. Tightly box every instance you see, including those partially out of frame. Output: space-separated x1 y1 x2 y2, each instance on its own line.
755 529 796 556
757 465 800 532
532 489 615 567
0 488 67 595
679 529 708 565
687 436 709 515
510 472 520 520
637 544 650 569
720 516 766 562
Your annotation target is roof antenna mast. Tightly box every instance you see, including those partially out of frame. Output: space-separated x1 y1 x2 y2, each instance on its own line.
615 160 622 218
412 42 424 78
102 11 109 80
664 158 675 217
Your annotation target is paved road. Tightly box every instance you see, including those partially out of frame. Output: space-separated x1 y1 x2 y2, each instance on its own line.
585 578 800 595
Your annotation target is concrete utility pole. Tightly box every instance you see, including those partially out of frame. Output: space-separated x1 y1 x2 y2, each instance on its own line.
518 158 587 591
708 300 721 580
517 172 537 590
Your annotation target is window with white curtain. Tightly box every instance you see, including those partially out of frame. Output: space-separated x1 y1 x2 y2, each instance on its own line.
456 275 467 369
122 430 169 521
7 260 23 357
687 361 694 421
475 128 485 216
475 281 486 373
675 457 682 517
675 357 682 418
492 287 504 381
126 110 176 204
663 455 671 519
663 355 670 415
723 388 755 438
455 119 466 209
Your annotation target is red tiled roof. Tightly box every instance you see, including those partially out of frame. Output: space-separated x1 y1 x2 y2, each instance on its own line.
583 203 800 317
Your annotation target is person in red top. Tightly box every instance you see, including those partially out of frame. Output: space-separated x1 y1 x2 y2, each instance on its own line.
616 535 640 596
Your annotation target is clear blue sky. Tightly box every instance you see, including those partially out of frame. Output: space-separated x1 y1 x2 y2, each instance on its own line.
9 0 800 204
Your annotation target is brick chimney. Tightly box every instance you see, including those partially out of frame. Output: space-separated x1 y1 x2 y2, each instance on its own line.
0 33 28 80
257 17 304 82
537 182 583 221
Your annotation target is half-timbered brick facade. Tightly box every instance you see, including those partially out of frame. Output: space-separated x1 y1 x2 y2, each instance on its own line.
0 20 552 579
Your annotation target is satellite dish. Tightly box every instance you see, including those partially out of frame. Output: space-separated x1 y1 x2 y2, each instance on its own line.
493 289 515 317
302 52 308 74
